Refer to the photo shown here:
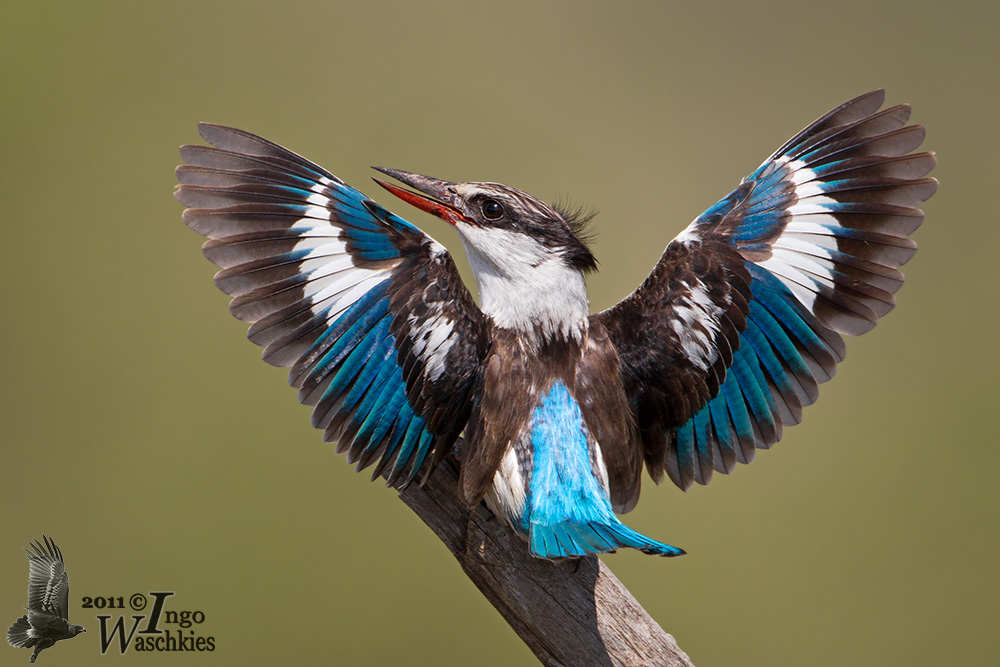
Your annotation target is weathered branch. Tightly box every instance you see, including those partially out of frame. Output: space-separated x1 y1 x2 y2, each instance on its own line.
398 457 694 667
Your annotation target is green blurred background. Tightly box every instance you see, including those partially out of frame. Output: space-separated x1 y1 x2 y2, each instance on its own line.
2 1 996 665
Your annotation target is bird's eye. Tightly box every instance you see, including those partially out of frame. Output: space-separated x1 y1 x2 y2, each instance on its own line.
481 199 504 220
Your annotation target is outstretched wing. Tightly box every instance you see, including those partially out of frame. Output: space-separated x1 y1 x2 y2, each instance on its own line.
25 537 69 620
176 125 490 486
598 90 935 490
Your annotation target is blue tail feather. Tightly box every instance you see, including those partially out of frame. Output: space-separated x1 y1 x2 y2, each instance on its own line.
524 381 684 559
529 520 684 559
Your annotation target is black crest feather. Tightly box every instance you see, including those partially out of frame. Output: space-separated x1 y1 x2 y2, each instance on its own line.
552 197 598 247
552 198 598 272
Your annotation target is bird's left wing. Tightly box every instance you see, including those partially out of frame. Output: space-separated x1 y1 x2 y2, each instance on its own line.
25 537 69 620
597 90 935 491
177 125 490 486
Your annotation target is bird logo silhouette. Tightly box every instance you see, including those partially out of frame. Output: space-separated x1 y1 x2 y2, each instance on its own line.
6 537 85 663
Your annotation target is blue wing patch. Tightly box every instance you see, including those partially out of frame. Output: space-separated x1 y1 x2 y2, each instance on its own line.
670 265 844 485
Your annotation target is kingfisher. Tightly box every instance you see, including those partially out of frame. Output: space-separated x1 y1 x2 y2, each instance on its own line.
176 90 935 559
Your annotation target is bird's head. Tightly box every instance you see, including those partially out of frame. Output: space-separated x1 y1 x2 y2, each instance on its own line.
373 168 596 340
373 168 596 274
71 624 86 636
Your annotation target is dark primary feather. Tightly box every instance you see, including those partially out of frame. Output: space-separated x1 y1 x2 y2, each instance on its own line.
598 90 935 491
177 124 490 486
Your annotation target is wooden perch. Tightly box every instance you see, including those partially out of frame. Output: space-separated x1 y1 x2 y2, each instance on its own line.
398 456 694 667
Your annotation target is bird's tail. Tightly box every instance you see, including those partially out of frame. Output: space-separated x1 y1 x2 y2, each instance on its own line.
528 519 685 559
7 615 36 649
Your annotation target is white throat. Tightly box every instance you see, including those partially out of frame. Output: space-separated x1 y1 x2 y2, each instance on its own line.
457 224 589 341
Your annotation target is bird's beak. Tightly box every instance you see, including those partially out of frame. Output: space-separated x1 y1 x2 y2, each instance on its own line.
372 168 468 226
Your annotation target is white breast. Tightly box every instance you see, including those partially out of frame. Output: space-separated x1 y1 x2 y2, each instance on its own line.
456 224 589 341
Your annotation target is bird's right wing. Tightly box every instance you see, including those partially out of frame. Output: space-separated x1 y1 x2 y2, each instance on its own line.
25 537 69 620
597 90 935 491
177 125 491 486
